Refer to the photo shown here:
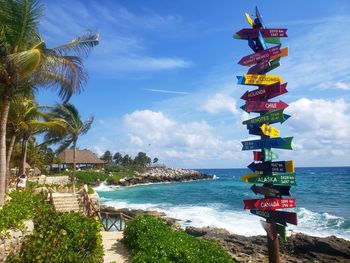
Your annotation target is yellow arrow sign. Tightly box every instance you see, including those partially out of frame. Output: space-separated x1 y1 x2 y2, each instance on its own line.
244 74 284 85
244 13 254 27
241 172 263 182
260 124 280 138
285 160 295 173
271 47 288 60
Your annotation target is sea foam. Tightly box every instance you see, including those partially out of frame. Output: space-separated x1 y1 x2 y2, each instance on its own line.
100 199 350 240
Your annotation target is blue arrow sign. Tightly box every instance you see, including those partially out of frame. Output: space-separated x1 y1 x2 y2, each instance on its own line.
241 137 293 151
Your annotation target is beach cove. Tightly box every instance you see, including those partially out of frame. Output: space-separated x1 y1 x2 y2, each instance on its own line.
96 167 350 241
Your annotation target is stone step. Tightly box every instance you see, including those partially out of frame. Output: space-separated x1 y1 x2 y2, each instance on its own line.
53 201 83 206
53 200 82 205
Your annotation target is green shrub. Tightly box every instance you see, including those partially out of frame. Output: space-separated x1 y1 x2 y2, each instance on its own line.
11 211 103 263
124 215 236 263
0 190 50 233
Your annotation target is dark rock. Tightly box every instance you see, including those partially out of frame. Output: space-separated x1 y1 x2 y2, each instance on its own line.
185 226 350 263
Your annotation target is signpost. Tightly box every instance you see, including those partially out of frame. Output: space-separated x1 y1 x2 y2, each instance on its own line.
241 137 293 150
240 83 288 101
238 45 281 66
242 110 290 125
234 7 297 263
245 100 288 113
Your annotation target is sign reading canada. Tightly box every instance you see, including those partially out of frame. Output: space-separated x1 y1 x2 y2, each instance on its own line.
235 7 297 245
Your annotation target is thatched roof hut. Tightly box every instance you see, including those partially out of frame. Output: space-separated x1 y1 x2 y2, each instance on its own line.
58 149 105 167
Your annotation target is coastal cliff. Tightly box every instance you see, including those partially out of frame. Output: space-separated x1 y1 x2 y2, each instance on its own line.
108 167 212 186
185 226 350 263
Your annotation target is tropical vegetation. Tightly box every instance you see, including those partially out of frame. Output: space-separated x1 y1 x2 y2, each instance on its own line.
0 0 99 205
2 190 103 262
124 215 236 263
43 103 94 191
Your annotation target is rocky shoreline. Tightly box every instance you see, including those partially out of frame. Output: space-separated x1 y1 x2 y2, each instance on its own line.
101 206 350 263
110 167 213 186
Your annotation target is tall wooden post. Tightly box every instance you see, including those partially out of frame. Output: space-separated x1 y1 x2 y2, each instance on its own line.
234 6 297 263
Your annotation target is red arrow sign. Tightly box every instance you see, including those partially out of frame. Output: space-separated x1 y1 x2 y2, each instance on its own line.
253 151 263 161
238 45 281 66
243 198 296 210
246 100 288 113
236 28 288 38
240 82 288 101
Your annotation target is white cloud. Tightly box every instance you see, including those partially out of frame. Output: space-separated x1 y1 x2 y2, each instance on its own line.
122 110 243 165
91 56 192 72
318 82 350 91
144 89 190 95
201 93 238 114
278 98 350 165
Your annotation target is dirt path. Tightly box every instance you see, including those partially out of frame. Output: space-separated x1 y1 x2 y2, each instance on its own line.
101 231 131 263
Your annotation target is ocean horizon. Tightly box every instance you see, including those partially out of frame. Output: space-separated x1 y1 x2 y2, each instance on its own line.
95 166 350 240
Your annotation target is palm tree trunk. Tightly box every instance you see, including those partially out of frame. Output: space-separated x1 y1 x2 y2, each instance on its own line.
72 140 77 193
5 134 16 192
0 95 11 205
18 135 29 176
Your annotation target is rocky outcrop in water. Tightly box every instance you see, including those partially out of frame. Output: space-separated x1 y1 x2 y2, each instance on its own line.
111 167 212 186
185 226 350 263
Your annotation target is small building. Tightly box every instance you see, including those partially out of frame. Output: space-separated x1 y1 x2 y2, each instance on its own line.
58 149 106 170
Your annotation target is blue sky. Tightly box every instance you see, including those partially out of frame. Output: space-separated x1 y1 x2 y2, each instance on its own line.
37 0 350 168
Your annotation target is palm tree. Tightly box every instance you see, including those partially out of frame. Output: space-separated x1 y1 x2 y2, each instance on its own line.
44 103 94 192
0 0 99 204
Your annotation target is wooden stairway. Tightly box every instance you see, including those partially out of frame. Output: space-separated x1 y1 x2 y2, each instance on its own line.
51 193 84 212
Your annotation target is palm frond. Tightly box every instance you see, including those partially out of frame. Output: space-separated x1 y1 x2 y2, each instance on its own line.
80 115 94 135
0 0 43 51
8 48 41 80
34 53 86 102
53 31 99 57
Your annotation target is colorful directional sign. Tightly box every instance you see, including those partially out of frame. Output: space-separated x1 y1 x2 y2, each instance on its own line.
248 59 281 75
235 7 296 258
261 124 280 137
246 100 288 113
240 83 288 101
238 45 281 66
247 160 294 173
243 74 284 85
241 137 293 150
246 173 296 186
250 184 291 198
263 148 279 161
243 197 296 210
236 28 288 39
242 109 290 125
250 210 297 226
253 149 279 162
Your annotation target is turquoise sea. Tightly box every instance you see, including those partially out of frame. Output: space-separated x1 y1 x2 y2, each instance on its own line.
95 167 350 240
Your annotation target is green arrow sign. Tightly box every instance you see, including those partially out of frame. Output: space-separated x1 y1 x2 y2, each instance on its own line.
263 148 279 161
276 224 287 242
233 34 281 44
247 173 296 186
242 110 290 125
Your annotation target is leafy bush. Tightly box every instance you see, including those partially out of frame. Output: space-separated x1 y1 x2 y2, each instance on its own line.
106 169 135 185
9 211 103 263
124 215 236 263
74 170 108 184
0 190 50 233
